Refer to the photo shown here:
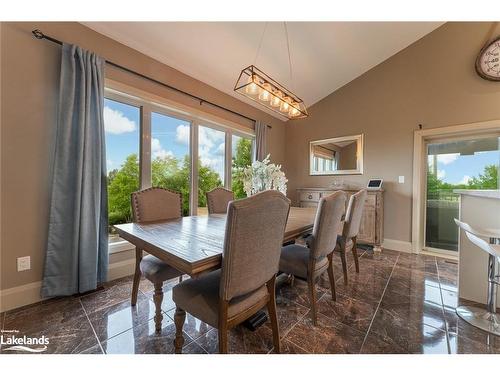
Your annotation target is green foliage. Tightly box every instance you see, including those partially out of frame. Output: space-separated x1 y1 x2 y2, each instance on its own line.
427 164 499 200
197 160 223 208
151 155 191 216
107 154 139 227
231 137 252 199
467 164 498 190
107 138 253 230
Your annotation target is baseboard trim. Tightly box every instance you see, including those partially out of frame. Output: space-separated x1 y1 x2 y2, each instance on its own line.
382 238 413 253
0 259 136 313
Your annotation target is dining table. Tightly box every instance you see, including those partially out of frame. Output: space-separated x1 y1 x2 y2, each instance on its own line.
114 206 318 277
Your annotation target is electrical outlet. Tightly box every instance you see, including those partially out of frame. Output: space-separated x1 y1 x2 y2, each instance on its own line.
398 176 405 184
17 256 31 272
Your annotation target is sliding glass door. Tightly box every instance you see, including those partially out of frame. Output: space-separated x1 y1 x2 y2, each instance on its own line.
425 135 500 253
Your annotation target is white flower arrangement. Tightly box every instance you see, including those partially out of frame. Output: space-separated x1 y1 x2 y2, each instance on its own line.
242 154 288 196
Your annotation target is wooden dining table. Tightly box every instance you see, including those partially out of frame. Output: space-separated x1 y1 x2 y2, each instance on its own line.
114 206 317 277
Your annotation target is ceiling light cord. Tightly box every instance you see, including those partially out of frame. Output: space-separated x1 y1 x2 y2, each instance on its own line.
253 22 268 66
284 22 294 91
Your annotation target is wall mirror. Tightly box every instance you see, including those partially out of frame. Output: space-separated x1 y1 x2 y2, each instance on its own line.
310 134 364 175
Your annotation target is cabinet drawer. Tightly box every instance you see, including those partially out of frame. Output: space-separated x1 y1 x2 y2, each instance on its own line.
299 191 320 202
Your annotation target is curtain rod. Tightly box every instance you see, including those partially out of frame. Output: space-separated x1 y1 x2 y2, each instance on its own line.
32 29 272 129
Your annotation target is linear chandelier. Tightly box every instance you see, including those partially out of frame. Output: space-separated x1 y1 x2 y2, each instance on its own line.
234 23 308 120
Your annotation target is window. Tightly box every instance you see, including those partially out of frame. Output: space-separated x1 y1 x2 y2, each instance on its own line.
197 125 225 215
104 88 254 249
104 98 140 242
231 134 253 199
151 112 191 216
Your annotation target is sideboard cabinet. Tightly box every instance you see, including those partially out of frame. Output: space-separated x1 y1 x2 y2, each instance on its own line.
296 187 384 251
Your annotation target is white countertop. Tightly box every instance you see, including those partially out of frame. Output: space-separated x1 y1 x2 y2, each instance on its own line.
453 190 500 199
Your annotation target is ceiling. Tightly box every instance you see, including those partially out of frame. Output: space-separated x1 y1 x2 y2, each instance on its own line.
83 22 444 121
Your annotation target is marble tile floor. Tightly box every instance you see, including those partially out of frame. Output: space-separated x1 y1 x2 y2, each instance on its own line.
2 248 499 354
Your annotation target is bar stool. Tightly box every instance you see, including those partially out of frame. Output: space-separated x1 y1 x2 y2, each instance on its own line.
455 219 500 335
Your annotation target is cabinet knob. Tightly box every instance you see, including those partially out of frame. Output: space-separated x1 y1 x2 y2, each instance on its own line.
308 194 313 199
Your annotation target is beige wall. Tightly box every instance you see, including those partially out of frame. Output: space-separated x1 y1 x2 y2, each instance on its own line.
338 142 357 170
284 22 500 244
0 22 286 292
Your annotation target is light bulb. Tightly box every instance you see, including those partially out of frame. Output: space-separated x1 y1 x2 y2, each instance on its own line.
258 83 271 102
280 97 292 113
289 103 300 117
270 90 282 107
245 75 259 96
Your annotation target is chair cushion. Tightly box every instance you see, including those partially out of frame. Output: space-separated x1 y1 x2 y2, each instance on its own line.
140 255 182 284
279 244 328 279
172 269 268 327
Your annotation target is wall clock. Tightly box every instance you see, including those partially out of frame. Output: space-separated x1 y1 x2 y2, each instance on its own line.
475 36 500 81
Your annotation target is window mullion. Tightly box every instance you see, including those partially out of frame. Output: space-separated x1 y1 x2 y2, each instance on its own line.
140 104 152 189
190 121 199 216
225 130 232 190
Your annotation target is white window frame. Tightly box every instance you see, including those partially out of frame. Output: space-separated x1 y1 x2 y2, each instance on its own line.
105 87 255 254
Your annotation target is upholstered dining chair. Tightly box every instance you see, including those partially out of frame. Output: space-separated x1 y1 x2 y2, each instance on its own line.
279 191 346 325
172 190 291 354
206 187 235 214
130 187 184 332
336 189 367 285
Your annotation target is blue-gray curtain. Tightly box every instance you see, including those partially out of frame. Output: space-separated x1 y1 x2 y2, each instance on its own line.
41 44 108 298
254 120 268 162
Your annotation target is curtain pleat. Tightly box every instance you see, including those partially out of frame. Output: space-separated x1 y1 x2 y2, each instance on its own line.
254 121 268 161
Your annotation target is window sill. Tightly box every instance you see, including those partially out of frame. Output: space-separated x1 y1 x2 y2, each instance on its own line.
109 239 135 254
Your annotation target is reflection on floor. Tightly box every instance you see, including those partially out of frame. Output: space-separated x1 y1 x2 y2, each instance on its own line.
1 248 499 354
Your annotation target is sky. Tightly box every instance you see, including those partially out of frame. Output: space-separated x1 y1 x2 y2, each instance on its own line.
104 98 228 181
428 144 500 185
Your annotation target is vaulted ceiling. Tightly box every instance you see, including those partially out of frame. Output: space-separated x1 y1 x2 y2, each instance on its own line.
83 22 443 121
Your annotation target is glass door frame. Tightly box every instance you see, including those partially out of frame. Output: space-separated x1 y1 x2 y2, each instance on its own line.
423 132 500 257
412 120 500 258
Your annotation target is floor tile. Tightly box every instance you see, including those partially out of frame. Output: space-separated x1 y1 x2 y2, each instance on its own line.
439 276 458 292
87 293 159 342
316 292 376 333
448 332 500 354
3 296 86 335
182 340 208 354
397 254 438 274
273 338 309 354
2 312 99 354
389 266 441 293
271 299 310 336
80 276 135 315
436 259 458 280
407 324 449 354
165 311 213 341
444 309 500 351
286 313 365 354
194 324 274 354
102 315 192 354
360 331 407 354
277 278 326 309
79 344 104 354
335 273 389 305
368 307 447 352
